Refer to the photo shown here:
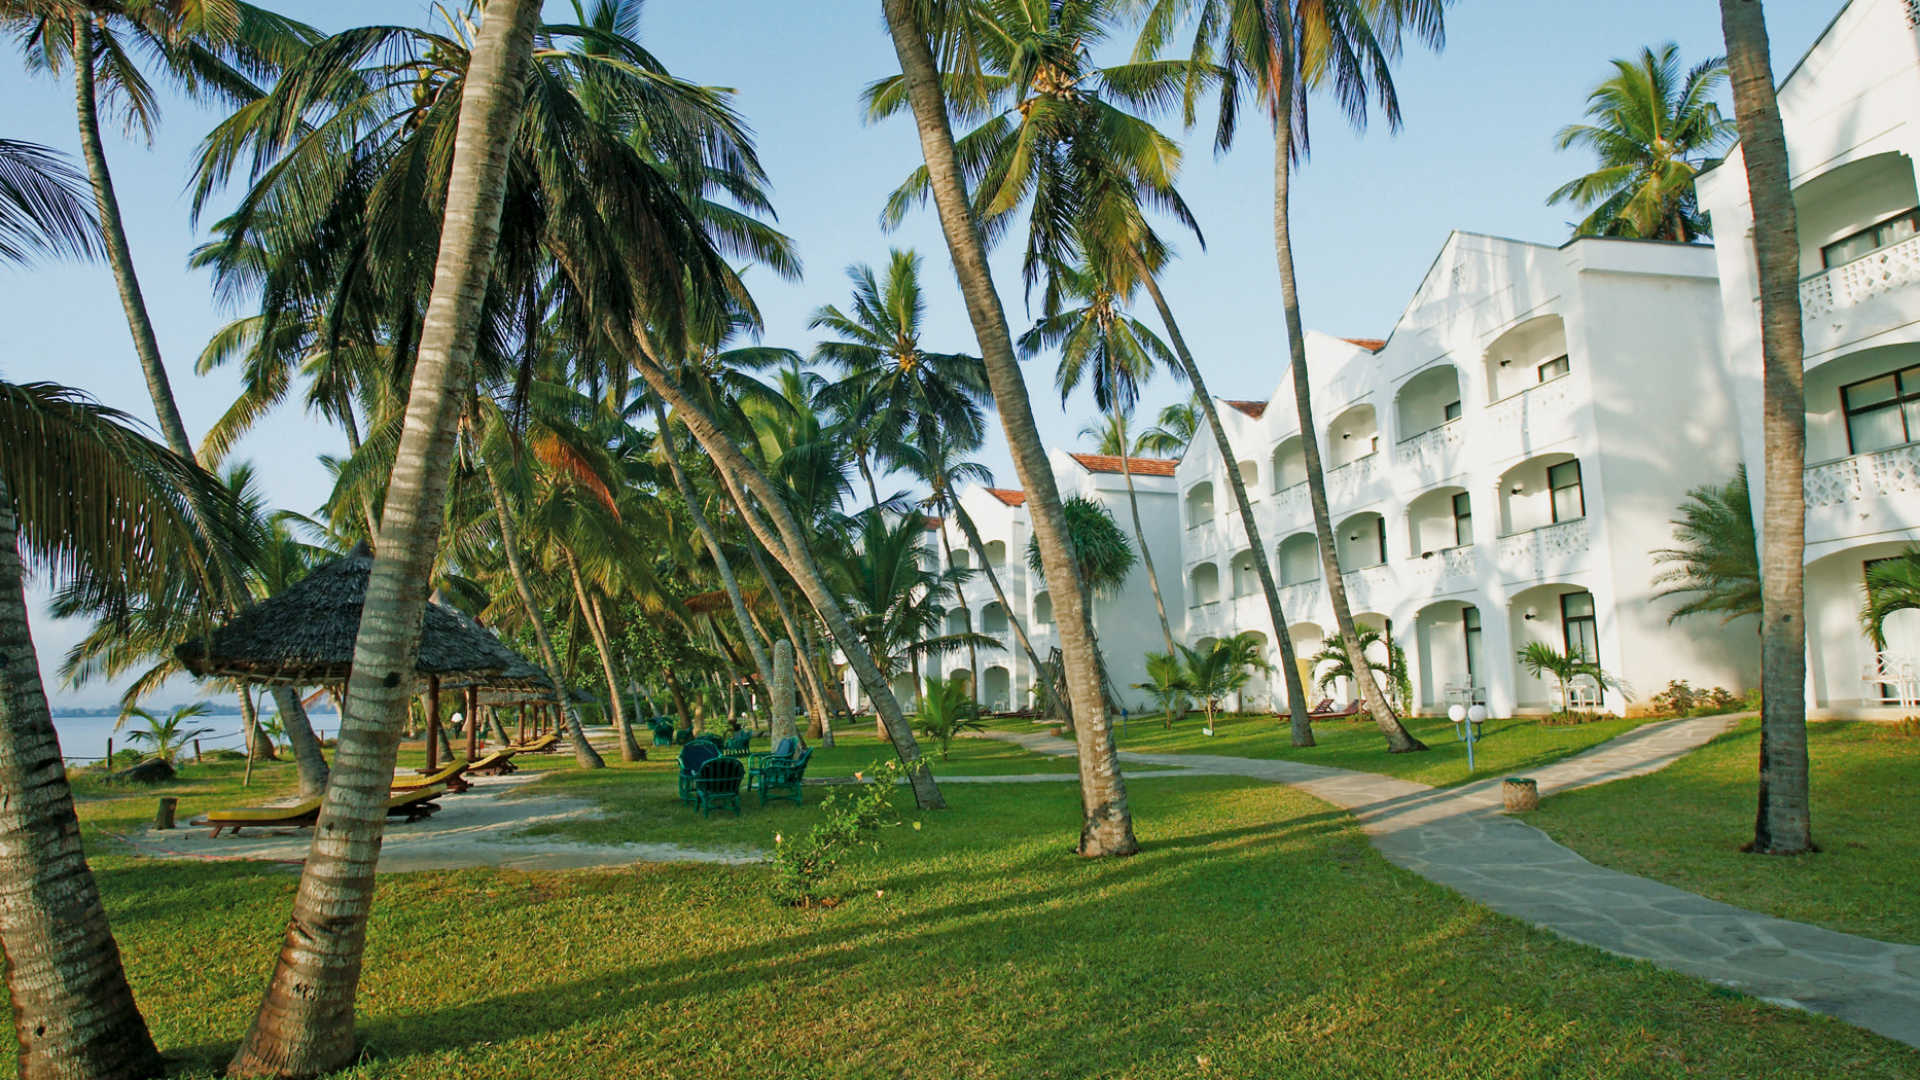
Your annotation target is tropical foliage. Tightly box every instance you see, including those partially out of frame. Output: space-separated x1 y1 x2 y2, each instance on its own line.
1653 466 1761 628
913 672 985 759
117 702 216 765
1517 641 1620 717
1310 627 1411 716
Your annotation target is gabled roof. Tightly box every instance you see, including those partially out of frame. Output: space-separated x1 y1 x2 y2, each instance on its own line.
1067 453 1178 477
1223 399 1268 419
1341 337 1387 352
985 487 1027 506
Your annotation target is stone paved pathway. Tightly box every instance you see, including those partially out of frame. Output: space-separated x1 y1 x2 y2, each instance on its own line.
971 718 1920 1048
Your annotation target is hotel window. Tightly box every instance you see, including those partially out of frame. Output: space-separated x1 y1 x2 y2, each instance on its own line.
1370 517 1388 565
1841 365 1920 454
1822 208 1920 269
1443 400 1463 422
1538 354 1570 382
1548 460 1584 522
1452 492 1473 546
1463 606 1482 683
1561 591 1599 665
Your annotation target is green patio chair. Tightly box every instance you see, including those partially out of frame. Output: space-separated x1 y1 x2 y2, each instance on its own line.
693 756 746 817
677 741 721 803
758 746 813 807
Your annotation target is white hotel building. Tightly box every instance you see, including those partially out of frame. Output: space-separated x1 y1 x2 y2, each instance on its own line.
846 0 1920 721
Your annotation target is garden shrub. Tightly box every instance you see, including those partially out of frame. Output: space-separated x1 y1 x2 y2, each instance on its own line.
771 758 915 907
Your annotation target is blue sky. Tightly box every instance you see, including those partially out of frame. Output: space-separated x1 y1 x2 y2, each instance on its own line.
1 0 1836 706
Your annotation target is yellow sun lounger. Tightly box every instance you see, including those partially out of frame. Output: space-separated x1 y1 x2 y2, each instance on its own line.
193 785 451 838
466 748 520 776
391 759 471 794
510 733 559 754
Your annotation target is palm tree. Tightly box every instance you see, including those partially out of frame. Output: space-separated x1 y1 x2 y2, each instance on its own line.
0 380 252 1079
1132 650 1188 728
1142 0 1446 753
1548 44 1733 241
914 672 984 760
227 3 543 1073
1517 641 1620 717
9 0 315 460
824 507 991 688
1173 639 1249 731
1861 549 1920 648
0 137 98 262
1032 259 1183 658
1652 466 1761 628
880 0 1138 855
1718 0 1811 857
117 701 215 765
1026 495 1135 710
1135 392 1202 457
1310 626 1411 716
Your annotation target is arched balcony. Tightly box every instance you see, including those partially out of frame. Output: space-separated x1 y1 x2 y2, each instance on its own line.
1186 482 1216 528
1335 511 1388 570
1230 549 1258 597
1326 403 1379 470
1497 453 1582 535
1277 532 1320 586
982 601 1010 634
1033 590 1053 625
983 539 1009 567
1189 562 1221 606
1395 364 1464 441
1484 314 1569 403
1271 435 1307 492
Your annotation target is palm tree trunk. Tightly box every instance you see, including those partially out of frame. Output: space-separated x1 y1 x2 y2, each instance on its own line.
805 621 840 747
1720 0 1811 855
953 502 1047 680
661 661 694 730
270 686 328 797
1120 448 1178 658
626 356 944 809
1133 262 1315 748
227 4 543 1072
651 401 781 701
884 0 1133 850
566 553 641 761
588 592 647 759
1264 106 1421 751
69 21 193 462
0 481 162 1080
856 448 882 508
476 448 605 770
237 680 276 761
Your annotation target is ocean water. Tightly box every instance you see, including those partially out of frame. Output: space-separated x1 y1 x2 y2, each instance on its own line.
51 712 337 764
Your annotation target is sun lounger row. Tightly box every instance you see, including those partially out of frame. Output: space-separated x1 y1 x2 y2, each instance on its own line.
191 784 450 839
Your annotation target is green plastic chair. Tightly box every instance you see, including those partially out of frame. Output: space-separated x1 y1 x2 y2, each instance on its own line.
693 756 746 817
677 742 721 803
758 746 814 807
649 718 675 747
747 736 797 789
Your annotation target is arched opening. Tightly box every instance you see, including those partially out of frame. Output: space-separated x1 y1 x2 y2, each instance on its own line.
1288 622 1326 704
1033 590 1053 625
946 668 974 696
1413 600 1483 711
950 547 971 570
1237 629 1273 711
1189 562 1221 606
944 608 969 636
1278 532 1320 586
982 601 1010 634
891 673 919 706
1498 453 1582 534
1803 343 1920 462
984 539 1009 567
1186 481 1216 528
1805 541 1920 708
1236 459 1259 490
1406 486 1472 556
1484 314 1569 402
1326 404 1379 469
1271 435 1307 492
1335 511 1388 570
1230 549 1258 597
1508 583 1602 711
983 666 1012 711
1793 151 1919 278
1395 364 1463 441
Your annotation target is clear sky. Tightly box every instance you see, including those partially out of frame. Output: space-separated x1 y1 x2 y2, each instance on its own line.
1 0 1838 707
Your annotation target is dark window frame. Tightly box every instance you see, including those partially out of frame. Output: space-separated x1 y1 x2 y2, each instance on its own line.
1821 206 1920 270
1443 399 1463 422
1561 591 1599 666
1463 606 1482 683
1538 354 1571 383
1841 365 1920 455
1548 459 1585 522
1452 492 1473 546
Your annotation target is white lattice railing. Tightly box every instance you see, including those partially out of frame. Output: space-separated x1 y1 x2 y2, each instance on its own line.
1339 563 1393 608
1409 544 1477 584
1485 373 1575 435
1805 443 1920 508
1393 421 1464 474
1270 482 1309 525
1496 519 1590 580
1325 452 1380 506
1801 233 1920 318
1280 580 1321 617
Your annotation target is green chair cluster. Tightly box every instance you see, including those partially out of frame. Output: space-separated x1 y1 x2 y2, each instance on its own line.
676 735 815 816
747 737 814 806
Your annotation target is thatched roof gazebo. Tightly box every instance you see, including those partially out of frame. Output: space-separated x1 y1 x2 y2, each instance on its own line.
174 543 534 769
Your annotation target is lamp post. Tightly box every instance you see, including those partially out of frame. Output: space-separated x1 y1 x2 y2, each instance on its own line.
1449 703 1484 772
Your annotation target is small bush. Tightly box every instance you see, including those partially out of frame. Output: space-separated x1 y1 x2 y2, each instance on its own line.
770 759 914 907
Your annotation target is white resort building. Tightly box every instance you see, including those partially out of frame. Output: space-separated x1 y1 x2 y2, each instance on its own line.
1699 0 1920 714
843 0 1919 722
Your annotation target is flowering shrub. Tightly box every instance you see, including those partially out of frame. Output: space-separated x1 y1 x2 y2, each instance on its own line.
770 758 916 907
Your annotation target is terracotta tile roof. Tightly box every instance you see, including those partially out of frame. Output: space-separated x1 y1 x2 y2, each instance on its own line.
984 488 1027 506
1343 337 1387 352
922 515 943 530
1068 453 1178 477
1223 399 1268 419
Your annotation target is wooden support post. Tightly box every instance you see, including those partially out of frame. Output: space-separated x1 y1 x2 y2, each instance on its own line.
426 676 441 772
466 687 480 761
517 704 526 744
193 738 203 764
1502 777 1540 812
154 797 178 831
103 737 113 771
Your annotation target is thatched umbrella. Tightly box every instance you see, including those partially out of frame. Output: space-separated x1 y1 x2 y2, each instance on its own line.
445 654 554 757
175 543 530 769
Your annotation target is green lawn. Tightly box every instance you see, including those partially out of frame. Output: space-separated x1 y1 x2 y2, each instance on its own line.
1533 719 1920 945
1113 711 1657 787
24 753 1918 1077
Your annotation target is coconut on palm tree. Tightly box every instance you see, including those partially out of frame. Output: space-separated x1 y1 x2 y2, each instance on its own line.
1717 0 1812 857
1548 44 1733 241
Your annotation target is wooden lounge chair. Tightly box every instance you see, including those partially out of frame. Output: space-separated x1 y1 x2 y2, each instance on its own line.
393 759 471 794
194 785 447 837
466 747 521 776
1306 698 1362 720
510 733 559 754
693 756 746 817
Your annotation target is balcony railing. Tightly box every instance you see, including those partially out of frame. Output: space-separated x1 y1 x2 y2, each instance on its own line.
1280 580 1320 616
1270 481 1308 523
1805 442 1920 508
1495 518 1591 581
1408 544 1477 584
1485 372 1575 436
1801 232 1920 318
1339 562 1393 607
1324 451 1380 506
1393 419 1464 475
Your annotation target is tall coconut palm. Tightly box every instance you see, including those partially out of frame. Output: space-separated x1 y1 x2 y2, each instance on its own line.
1718 0 1811 856
880 0 1136 854
0 381 252 1080
0 136 98 263
1028 260 1182 656
9 0 315 460
226 2 542 1073
1134 392 1202 456
1548 44 1733 241
1652 466 1761 628
1141 0 1447 752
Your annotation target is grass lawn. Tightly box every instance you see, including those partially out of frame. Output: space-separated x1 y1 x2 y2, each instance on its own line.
1533 719 1920 945
1113 710 1657 787
23 752 1919 1077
